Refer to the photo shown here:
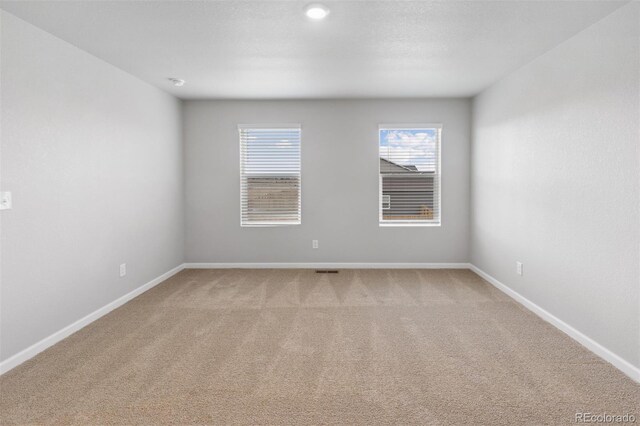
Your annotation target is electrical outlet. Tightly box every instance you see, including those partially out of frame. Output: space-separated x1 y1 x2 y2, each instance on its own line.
516 261 523 276
312 240 319 249
0 192 12 210
120 263 127 277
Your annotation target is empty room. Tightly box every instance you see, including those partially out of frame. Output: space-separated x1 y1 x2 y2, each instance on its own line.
0 0 638 424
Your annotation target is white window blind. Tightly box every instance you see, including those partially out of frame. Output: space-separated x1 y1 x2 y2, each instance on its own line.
379 124 442 226
239 125 301 226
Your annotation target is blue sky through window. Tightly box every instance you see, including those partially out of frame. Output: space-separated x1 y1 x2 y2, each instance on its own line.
379 128 437 172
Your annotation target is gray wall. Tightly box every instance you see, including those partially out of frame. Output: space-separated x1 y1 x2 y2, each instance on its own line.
0 12 184 361
470 3 639 368
184 99 471 263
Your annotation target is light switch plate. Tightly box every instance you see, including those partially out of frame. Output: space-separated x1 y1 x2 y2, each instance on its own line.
0 192 12 210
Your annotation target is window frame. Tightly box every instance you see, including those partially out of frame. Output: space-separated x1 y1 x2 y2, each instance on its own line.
238 124 302 227
378 123 442 227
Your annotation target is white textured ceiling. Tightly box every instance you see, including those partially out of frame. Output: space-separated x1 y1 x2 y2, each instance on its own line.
0 0 626 99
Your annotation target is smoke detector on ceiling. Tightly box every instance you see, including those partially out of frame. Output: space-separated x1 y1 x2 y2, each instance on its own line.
168 78 185 87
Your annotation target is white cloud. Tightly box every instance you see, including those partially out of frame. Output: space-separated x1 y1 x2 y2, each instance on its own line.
380 130 437 171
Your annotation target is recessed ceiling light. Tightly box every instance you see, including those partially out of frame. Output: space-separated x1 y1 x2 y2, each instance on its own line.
168 78 185 87
304 3 330 20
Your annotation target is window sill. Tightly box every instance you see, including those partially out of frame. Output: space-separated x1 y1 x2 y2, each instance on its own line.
241 222 301 227
379 222 441 227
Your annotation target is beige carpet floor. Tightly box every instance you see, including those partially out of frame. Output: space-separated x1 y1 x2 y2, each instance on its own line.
0 269 638 425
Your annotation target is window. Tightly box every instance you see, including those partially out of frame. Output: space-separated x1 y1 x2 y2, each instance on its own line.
239 125 301 226
379 124 441 226
382 194 391 210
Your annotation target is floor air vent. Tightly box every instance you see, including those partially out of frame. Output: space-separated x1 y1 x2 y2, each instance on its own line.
315 270 339 274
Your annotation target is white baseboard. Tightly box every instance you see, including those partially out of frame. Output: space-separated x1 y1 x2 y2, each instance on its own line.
185 262 472 269
469 264 640 383
0 263 186 375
